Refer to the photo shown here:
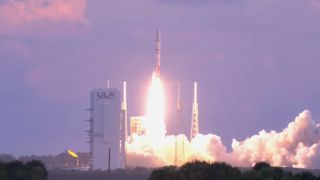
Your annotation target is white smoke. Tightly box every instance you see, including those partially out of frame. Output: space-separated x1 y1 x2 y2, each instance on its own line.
231 110 320 168
126 110 320 168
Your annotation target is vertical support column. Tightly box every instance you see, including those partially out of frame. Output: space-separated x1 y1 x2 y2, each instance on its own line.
108 148 111 175
120 81 127 168
86 107 94 170
190 82 199 140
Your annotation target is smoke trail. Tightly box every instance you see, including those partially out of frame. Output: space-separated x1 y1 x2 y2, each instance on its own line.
127 110 320 168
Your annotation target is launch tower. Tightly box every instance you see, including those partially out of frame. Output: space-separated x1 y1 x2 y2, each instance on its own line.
88 85 121 170
119 81 128 168
190 82 199 140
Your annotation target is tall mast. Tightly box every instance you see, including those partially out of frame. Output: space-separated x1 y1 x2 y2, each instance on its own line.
190 82 199 140
120 81 127 168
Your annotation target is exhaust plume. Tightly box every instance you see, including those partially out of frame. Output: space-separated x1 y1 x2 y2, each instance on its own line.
231 110 320 168
126 73 320 168
127 110 320 168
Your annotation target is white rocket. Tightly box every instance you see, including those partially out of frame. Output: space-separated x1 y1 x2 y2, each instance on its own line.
155 29 161 77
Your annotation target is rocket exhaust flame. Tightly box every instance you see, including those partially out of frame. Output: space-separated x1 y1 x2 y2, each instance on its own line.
144 72 166 139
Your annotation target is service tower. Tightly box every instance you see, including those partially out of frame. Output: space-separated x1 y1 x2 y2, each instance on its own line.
89 86 121 170
190 82 199 140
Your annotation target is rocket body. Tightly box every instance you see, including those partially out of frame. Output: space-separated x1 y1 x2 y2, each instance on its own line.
155 29 161 77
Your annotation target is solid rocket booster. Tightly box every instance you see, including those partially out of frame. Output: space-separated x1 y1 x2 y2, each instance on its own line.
155 29 161 77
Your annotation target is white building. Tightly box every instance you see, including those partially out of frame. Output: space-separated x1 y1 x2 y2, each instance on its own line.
89 88 121 170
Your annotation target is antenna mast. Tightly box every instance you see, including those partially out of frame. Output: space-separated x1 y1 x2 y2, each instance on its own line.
120 81 128 168
190 82 199 140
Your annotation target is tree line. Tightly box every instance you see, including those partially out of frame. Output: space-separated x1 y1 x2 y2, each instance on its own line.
149 161 320 180
0 160 47 180
0 152 90 169
1 157 319 180
49 167 151 180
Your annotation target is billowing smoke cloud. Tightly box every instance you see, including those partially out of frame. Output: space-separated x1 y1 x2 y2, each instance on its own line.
231 110 320 168
127 110 320 168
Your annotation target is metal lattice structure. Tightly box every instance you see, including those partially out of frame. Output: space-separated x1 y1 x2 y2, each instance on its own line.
86 108 94 170
190 82 199 140
174 135 185 166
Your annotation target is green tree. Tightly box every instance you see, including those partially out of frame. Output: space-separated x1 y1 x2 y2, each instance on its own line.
0 169 9 180
5 160 24 179
179 161 210 180
242 170 265 180
148 166 179 180
207 162 241 180
294 172 317 180
26 160 48 180
253 162 271 172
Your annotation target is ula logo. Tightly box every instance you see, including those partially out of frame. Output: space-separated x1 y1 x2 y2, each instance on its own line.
97 92 116 99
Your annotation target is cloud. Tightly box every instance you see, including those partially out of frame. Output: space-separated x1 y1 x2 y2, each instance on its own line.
0 0 87 33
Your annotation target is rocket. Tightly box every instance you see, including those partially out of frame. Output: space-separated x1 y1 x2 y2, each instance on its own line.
155 29 161 77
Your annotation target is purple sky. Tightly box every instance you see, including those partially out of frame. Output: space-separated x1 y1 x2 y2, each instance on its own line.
1 0 320 156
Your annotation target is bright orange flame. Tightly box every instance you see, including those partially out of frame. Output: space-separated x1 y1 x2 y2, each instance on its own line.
144 73 166 139
68 150 78 158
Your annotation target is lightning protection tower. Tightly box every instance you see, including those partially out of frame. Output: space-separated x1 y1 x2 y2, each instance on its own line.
190 82 199 140
119 81 128 169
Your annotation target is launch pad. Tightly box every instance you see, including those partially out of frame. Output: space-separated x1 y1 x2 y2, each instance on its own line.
86 30 200 169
